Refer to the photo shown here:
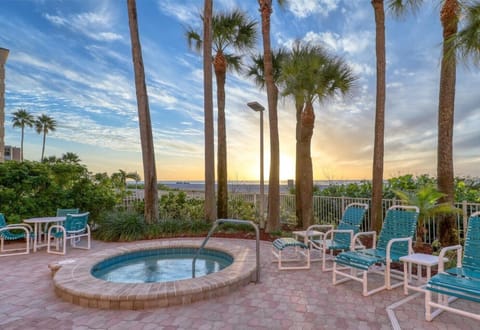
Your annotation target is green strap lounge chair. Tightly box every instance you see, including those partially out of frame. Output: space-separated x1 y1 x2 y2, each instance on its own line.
306 203 368 271
425 211 480 322
0 213 32 257
333 205 419 296
47 212 91 255
56 208 80 217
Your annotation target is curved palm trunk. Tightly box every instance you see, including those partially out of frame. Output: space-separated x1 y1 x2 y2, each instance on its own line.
214 51 228 219
127 0 159 224
259 0 280 233
295 101 304 228
437 0 458 245
203 0 216 222
371 0 386 233
299 101 315 228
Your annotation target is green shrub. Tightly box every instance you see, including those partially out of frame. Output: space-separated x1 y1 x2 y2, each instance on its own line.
95 210 146 241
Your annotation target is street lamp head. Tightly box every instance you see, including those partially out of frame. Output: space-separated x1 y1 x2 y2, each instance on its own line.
247 101 265 112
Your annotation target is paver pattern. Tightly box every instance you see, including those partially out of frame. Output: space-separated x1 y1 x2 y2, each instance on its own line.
1 238 478 329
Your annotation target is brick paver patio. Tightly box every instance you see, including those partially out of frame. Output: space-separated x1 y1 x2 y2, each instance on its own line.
1 238 478 329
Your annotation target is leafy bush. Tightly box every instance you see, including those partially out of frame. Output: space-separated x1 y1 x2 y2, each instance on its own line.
95 210 146 241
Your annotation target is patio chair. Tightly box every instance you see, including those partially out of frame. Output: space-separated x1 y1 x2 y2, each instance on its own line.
56 208 80 217
306 203 368 271
425 211 480 322
0 213 32 257
47 212 91 255
333 205 419 296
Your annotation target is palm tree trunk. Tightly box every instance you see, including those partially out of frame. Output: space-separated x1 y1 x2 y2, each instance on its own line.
41 131 46 161
299 101 315 228
203 0 216 222
437 0 458 246
259 0 280 233
295 101 303 228
127 0 159 224
20 126 24 161
371 0 386 233
214 52 228 219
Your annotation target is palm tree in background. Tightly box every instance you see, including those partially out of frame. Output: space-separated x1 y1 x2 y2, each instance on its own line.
11 108 35 161
35 114 56 162
203 0 216 222
280 41 356 228
61 152 81 164
388 0 480 245
127 0 159 224
187 10 257 219
258 0 285 233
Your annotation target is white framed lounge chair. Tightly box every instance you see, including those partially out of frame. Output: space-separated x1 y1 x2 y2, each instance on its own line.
272 237 310 270
306 203 368 271
0 213 32 257
333 205 419 296
425 211 480 322
47 212 91 255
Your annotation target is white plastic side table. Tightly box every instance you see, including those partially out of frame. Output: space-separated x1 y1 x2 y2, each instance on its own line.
399 253 448 295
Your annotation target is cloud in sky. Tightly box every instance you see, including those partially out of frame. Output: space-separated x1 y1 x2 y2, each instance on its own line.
1 0 479 181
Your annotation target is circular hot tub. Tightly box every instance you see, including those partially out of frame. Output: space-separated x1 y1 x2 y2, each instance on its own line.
53 239 257 309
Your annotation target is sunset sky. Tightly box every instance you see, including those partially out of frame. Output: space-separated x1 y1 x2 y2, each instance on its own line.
1 0 479 181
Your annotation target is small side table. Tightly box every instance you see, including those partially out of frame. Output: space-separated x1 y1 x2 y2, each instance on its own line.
399 253 448 295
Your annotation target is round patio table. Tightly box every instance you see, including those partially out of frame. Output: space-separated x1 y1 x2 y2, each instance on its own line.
24 216 66 252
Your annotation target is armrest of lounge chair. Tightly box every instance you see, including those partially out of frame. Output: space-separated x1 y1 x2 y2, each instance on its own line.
386 237 413 263
323 229 354 249
353 231 377 249
436 244 462 272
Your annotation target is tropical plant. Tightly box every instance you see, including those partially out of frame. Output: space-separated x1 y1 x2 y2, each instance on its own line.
257 0 286 233
388 0 480 245
187 9 257 219
279 41 356 228
202 0 216 223
394 185 462 245
35 114 56 161
127 0 159 224
11 108 35 161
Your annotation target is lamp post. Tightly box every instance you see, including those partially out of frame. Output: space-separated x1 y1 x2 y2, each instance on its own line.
0 48 9 163
247 101 265 228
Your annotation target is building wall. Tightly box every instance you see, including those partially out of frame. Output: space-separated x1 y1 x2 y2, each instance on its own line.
4 145 21 161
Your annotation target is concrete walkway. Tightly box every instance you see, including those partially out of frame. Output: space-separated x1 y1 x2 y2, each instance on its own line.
1 238 478 329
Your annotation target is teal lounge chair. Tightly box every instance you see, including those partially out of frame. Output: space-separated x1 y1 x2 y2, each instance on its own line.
425 211 480 321
0 213 32 257
333 205 419 296
306 203 368 271
56 208 80 217
47 212 91 255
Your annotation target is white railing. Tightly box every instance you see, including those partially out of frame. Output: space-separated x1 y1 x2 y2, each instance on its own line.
121 191 480 244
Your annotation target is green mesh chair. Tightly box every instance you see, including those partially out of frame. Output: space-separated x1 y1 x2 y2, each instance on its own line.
47 212 90 255
56 208 80 217
333 205 419 296
0 213 32 257
425 211 480 321
306 203 368 271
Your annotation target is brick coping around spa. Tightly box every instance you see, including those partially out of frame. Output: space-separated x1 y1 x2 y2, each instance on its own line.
52 238 257 310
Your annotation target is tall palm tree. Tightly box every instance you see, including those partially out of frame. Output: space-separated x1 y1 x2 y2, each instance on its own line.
127 0 159 224
258 0 285 233
203 0 216 222
11 108 35 161
187 10 257 219
35 114 56 161
280 41 356 228
389 0 480 245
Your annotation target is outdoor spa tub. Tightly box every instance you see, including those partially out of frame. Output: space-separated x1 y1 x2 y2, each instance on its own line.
52 239 257 309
